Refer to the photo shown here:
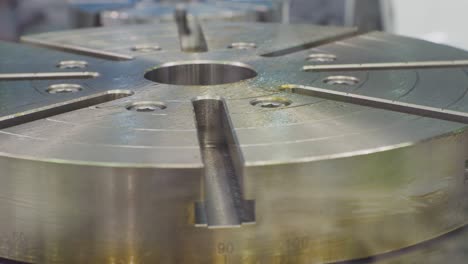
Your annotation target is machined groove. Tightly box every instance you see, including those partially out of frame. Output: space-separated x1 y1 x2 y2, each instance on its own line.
21 37 134 61
0 90 133 129
174 7 208 53
303 60 468 72
0 72 99 81
281 84 468 124
261 30 360 57
192 97 254 229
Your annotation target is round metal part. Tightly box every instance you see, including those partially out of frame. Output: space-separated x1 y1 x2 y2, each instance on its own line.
2 22 468 263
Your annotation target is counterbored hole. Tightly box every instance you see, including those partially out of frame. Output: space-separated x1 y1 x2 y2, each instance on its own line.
57 60 88 69
228 42 257 50
307 53 337 62
126 101 167 112
250 97 292 108
144 62 257 86
47 84 83 94
132 44 162 52
323 76 360 86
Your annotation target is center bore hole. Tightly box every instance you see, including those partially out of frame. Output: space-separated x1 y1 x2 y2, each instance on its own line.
144 62 258 86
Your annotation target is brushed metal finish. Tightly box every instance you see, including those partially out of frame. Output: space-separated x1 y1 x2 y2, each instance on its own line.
0 23 467 263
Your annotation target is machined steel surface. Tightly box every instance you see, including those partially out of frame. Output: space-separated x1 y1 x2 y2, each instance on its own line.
1 22 468 263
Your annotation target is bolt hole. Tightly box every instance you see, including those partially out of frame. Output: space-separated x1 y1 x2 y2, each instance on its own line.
323 76 360 86
47 84 83 94
57 60 88 69
228 42 257 50
126 101 167 112
307 53 337 62
131 44 162 52
250 97 292 108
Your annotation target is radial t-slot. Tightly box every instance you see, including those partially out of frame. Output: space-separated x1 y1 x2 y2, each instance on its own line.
192 98 254 228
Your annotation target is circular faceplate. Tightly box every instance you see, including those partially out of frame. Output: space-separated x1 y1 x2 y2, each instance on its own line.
1 23 468 263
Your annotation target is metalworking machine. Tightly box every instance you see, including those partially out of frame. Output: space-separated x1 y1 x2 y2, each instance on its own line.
1 2 468 264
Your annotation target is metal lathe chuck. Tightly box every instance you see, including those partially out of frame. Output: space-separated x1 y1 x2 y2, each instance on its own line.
1 22 468 264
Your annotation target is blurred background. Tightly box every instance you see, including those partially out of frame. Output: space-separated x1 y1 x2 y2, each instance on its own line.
1 0 467 50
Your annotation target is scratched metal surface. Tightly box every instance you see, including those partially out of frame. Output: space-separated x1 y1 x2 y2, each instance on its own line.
0 23 467 263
